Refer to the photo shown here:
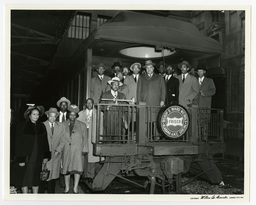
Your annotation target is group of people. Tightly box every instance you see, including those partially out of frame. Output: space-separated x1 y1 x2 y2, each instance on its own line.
12 58 216 194
13 97 99 194
91 59 216 109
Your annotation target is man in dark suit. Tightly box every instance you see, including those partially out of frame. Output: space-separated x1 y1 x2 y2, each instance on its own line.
137 60 166 106
110 62 122 78
156 61 166 76
90 63 111 104
177 60 199 108
56 97 71 123
165 64 179 105
196 67 216 108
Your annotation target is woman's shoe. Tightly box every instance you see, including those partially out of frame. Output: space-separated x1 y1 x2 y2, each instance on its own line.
64 188 69 193
73 187 78 194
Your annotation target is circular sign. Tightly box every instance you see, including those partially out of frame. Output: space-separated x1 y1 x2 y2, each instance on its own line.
157 105 189 139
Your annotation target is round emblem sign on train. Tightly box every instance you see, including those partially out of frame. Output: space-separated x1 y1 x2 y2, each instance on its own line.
157 104 189 139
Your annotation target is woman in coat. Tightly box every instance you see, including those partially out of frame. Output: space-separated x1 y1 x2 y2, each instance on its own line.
61 105 88 194
14 105 50 194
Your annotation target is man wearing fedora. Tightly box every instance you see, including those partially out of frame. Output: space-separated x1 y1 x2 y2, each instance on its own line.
165 64 179 105
39 108 65 193
56 97 71 188
137 60 166 106
156 61 166 76
110 62 122 78
124 62 141 103
90 63 111 104
176 60 199 108
100 77 128 141
100 77 126 103
56 97 71 123
195 66 216 108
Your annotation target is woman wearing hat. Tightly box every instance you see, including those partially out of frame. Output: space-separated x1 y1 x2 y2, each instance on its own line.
61 105 88 194
14 105 50 193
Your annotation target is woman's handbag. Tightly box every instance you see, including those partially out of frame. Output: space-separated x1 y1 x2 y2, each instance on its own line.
40 162 50 181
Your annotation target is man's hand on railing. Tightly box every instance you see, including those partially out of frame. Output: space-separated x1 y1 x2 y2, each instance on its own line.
131 97 135 104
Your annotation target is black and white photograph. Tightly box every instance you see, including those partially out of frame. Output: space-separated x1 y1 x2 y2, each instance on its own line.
0 1 254 204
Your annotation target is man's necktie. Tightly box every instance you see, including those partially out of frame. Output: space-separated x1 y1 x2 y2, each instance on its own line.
99 76 103 81
51 123 54 135
182 74 185 83
61 113 65 122
165 75 169 82
69 123 74 136
134 75 137 83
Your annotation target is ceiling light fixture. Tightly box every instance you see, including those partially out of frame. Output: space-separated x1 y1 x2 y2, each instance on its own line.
119 46 175 59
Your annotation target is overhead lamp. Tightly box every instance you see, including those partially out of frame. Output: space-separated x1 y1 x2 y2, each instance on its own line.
119 46 176 59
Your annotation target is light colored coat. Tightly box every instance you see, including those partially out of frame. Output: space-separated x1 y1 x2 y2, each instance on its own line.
61 120 88 174
137 73 166 106
44 121 65 180
177 74 199 107
90 75 111 104
77 108 100 163
124 74 139 102
197 77 216 108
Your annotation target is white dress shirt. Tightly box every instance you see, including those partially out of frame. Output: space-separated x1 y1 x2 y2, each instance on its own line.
165 74 172 81
199 76 205 85
98 74 104 80
111 90 118 98
59 112 67 122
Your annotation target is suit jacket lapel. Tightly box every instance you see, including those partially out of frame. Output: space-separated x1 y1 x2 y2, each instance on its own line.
45 121 53 137
201 77 206 87
184 74 191 84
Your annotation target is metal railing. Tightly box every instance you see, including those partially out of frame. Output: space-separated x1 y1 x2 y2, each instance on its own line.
95 104 136 144
94 104 224 144
196 108 224 143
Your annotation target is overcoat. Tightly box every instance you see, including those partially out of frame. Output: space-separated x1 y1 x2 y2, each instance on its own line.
137 73 166 106
90 75 111 104
119 84 129 99
123 74 139 102
177 74 199 107
166 75 179 105
196 77 216 108
61 120 88 175
77 109 99 163
43 121 65 180
14 120 50 187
